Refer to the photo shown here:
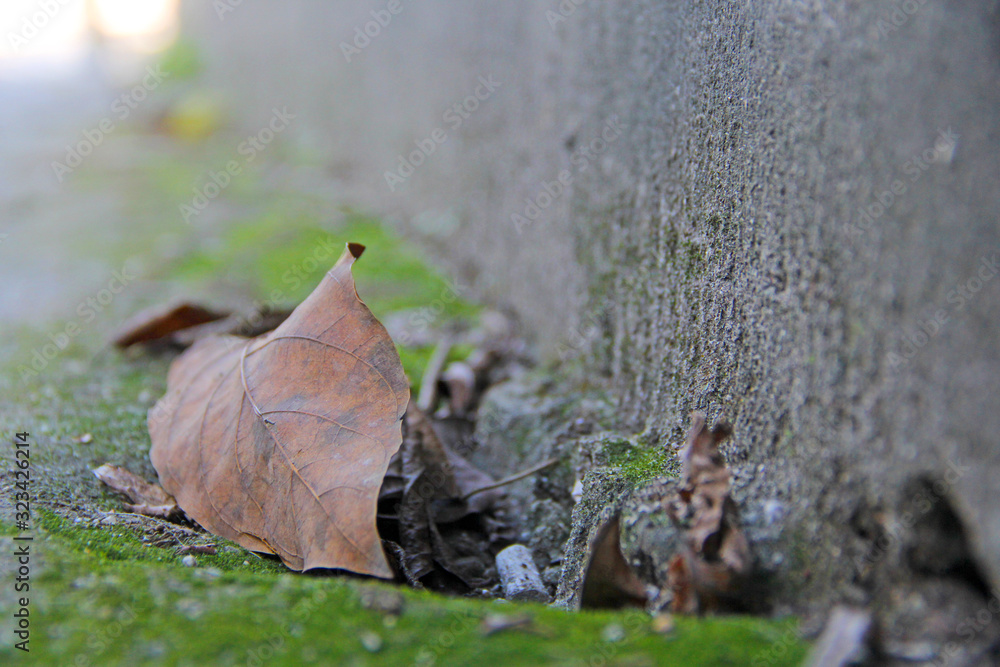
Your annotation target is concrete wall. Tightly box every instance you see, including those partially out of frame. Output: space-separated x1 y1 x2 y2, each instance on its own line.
184 0 1000 613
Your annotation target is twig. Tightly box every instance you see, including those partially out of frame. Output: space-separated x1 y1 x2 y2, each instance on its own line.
417 338 452 412
116 512 200 532
461 457 560 500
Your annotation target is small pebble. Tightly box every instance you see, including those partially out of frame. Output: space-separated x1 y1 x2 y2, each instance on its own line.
481 613 534 636
495 544 550 603
358 588 405 616
601 623 625 643
762 499 786 525
651 613 675 635
181 555 197 567
360 631 383 653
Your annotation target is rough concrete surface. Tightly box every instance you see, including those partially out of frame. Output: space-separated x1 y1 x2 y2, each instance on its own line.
185 0 1000 636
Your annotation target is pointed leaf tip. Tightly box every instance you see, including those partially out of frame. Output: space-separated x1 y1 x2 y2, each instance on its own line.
148 243 409 578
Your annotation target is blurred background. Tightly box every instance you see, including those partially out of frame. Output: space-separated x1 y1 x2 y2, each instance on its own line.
0 0 580 353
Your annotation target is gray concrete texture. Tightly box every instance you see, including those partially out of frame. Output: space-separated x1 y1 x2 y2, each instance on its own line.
185 0 1000 611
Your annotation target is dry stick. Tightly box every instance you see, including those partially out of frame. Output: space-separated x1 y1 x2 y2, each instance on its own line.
462 457 561 501
416 338 452 412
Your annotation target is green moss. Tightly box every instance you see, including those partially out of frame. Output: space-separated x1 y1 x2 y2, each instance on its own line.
681 240 703 278
603 438 673 486
37 509 287 575
0 519 808 666
704 213 724 233
658 224 678 259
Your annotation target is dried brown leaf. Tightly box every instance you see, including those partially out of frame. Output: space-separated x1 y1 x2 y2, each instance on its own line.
170 306 294 347
176 544 218 555
666 553 697 614
391 402 504 589
581 514 648 609
149 243 410 577
666 412 751 613
93 463 180 522
112 303 229 348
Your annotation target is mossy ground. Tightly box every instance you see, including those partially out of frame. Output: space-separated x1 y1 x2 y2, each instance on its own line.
0 52 809 664
0 516 806 666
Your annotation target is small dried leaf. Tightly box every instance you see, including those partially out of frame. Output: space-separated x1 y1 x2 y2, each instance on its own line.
391 402 504 590
581 514 648 609
666 412 751 613
666 553 697 614
112 303 229 348
93 464 177 508
170 307 294 347
176 545 217 555
122 503 183 520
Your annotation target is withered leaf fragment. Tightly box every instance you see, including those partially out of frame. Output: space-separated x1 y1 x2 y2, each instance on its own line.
397 400 459 582
92 463 182 520
381 402 506 591
170 306 294 348
112 303 229 349
666 412 750 613
149 243 410 578
580 514 648 609
113 300 294 350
